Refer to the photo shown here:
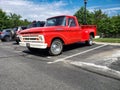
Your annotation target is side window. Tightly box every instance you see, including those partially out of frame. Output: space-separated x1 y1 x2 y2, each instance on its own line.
68 18 76 27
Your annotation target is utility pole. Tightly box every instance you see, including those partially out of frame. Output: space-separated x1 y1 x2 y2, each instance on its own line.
84 0 87 25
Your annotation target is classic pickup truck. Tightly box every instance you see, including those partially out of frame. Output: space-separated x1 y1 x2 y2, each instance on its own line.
19 15 97 55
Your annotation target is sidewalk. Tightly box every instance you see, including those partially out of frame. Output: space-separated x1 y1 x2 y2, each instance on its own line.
94 41 120 46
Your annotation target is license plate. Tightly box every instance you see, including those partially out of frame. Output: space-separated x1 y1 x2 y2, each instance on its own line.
26 43 30 47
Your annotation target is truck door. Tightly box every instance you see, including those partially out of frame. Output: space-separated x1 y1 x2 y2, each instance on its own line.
68 18 81 43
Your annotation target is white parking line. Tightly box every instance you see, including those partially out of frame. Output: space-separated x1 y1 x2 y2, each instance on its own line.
47 44 108 64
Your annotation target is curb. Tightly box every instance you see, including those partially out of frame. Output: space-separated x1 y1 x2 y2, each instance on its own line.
94 42 120 46
69 61 120 81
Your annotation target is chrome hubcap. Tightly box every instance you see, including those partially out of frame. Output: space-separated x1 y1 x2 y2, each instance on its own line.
51 41 62 54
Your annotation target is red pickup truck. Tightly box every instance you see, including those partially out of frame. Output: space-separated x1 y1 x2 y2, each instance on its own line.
19 15 96 55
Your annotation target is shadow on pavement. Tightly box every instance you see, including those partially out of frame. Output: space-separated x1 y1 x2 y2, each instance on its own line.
22 42 88 57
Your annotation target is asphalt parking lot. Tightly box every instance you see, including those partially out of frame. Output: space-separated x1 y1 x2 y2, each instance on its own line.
0 41 120 90
1 41 120 77
0 41 120 71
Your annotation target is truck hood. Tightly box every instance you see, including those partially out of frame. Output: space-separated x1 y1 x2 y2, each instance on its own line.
20 26 66 34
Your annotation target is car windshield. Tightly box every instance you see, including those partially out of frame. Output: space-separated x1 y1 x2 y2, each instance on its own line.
45 16 66 26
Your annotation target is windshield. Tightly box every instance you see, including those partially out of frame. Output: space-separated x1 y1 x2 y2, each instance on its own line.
45 16 66 26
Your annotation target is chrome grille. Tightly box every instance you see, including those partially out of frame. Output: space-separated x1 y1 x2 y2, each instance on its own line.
22 35 39 42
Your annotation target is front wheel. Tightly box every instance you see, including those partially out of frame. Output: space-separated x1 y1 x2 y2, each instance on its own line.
86 35 93 46
49 39 63 56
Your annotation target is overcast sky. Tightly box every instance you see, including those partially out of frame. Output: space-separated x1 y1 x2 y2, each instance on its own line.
0 0 120 21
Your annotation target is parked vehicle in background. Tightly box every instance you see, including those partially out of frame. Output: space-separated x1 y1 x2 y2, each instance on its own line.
14 21 45 44
19 15 97 56
0 31 1 41
13 26 27 44
0 31 2 35
27 21 45 28
0 29 14 42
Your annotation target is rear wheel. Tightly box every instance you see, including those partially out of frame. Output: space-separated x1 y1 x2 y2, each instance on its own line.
86 35 93 46
49 39 63 56
4 36 11 42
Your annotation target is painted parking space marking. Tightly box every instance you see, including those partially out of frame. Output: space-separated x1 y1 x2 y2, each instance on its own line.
48 44 108 64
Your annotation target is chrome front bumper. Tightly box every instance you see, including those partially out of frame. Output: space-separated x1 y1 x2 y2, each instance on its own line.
19 42 47 49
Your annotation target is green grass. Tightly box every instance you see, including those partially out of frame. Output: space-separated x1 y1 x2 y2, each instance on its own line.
94 38 120 43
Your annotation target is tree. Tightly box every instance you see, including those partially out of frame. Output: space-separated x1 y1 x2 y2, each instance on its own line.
0 9 8 30
74 7 120 38
110 15 120 37
0 9 31 30
8 13 22 28
74 7 91 24
92 9 109 36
